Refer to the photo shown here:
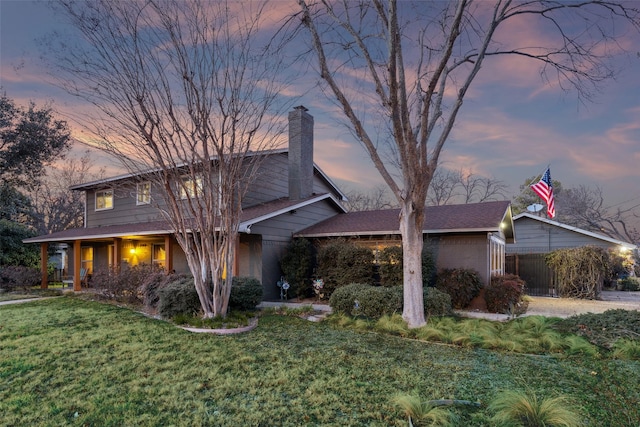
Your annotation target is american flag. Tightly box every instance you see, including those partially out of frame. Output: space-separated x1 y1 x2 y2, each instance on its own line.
530 168 556 218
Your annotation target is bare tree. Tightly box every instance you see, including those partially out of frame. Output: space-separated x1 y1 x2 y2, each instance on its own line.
298 0 639 327
427 168 508 206
49 0 292 317
343 185 397 212
29 150 105 234
561 185 640 244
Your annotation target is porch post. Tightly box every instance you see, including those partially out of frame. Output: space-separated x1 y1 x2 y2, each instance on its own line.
73 240 82 291
40 243 48 289
164 235 173 273
113 237 122 272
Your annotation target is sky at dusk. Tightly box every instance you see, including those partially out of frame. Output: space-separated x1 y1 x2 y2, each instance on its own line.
1 0 639 218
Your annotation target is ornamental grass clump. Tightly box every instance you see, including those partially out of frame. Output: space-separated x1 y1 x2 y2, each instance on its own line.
392 394 452 427
489 390 582 427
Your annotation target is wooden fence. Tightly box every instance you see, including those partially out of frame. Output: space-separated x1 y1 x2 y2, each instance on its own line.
505 254 556 297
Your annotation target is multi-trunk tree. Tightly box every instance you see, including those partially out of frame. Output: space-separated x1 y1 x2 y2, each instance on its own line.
298 0 639 327
50 0 293 318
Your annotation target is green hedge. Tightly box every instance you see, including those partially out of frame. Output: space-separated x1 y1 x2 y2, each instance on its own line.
435 268 483 309
378 245 436 287
229 276 263 310
316 240 374 298
329 284 452 319
280 238 314 298
485 274 528 315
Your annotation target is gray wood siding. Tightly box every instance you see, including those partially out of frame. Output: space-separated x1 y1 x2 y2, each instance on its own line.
249 199 340 299
508 217 619 254
431 234 490 285
85 183 168 227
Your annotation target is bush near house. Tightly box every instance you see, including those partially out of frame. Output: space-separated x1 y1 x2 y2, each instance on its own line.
229 276 264 310
157 275 264 319
280 238 314 298
485 274 528 315
546 246 610 299
434 268 483 309
0 265 41 291
617 277 640 292
378 245 436 287
329 283 452 319
315 239 374 298
92 264 170 305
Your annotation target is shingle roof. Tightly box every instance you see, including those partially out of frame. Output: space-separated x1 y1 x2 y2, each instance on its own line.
296 200 512 237
23 194 345 243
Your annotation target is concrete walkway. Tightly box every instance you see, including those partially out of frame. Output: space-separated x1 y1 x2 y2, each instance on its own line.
0 297 43 306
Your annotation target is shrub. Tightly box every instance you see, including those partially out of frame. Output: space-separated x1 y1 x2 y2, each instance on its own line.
329 283 375 316
141 270 182 309
617 277 640 291
157 276 201 319
354 286 403 318
378 245 436 287
485 274 528 315
316 240 374 297
92 264 166 304
434 268 483 309
0 265 41 291
423 287 453 317
280 238 314 298
546 246 609 299
229 276 263 311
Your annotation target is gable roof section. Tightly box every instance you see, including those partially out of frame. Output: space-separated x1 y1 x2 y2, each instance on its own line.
297 200 513 239
513 212 637 249
24 193 345 244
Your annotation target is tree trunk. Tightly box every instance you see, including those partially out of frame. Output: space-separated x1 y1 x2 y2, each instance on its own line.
399 200 426 328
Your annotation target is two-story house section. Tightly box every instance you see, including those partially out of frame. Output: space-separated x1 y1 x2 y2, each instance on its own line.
25 107 348 299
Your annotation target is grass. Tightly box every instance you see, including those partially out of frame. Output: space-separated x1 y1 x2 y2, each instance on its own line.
1 298 639 426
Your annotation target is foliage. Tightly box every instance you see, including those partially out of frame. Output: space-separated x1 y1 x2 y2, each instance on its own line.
157 276 201 319
1 298 639 425
0 183 35 225
485 274 528 315
0 219 39 267
328 283 372 316
229 276 263 311
0 95 71 187
315 239 374 297
546 246 610 299
91 264 168 305
616 277 639 291
172 310 253 330
280 238 313 298
435 268 483 309
378 245 436 287
553 309 640 351
488 390 582 427
423 287 453 317
329 283 402 319
0 265 41 291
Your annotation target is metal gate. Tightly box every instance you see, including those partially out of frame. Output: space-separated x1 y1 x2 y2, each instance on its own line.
505 254 555 297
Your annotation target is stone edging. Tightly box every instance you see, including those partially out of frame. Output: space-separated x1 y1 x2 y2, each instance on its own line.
178 317 259 335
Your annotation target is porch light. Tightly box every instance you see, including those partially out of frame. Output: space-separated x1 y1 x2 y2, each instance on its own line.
130 248 136 255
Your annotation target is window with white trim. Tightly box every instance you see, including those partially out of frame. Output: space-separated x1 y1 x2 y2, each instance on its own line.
95 189 114 211
180 176 203 199
137 182 151 205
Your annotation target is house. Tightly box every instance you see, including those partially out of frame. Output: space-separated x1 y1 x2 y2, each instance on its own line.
506 212 637 295
24 105 516 300
296 200 515 286
24 107 348 300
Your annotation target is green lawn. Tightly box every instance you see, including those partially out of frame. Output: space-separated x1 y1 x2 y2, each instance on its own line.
1 298 638 426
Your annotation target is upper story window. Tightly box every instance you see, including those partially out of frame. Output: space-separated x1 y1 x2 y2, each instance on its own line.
95 189 114 211
180 176 203 199
137 182 151 205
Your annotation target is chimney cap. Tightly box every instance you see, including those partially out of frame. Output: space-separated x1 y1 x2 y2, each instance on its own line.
293 105 309 112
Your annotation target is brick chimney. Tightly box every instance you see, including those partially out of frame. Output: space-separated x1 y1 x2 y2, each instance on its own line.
288 106 314 200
